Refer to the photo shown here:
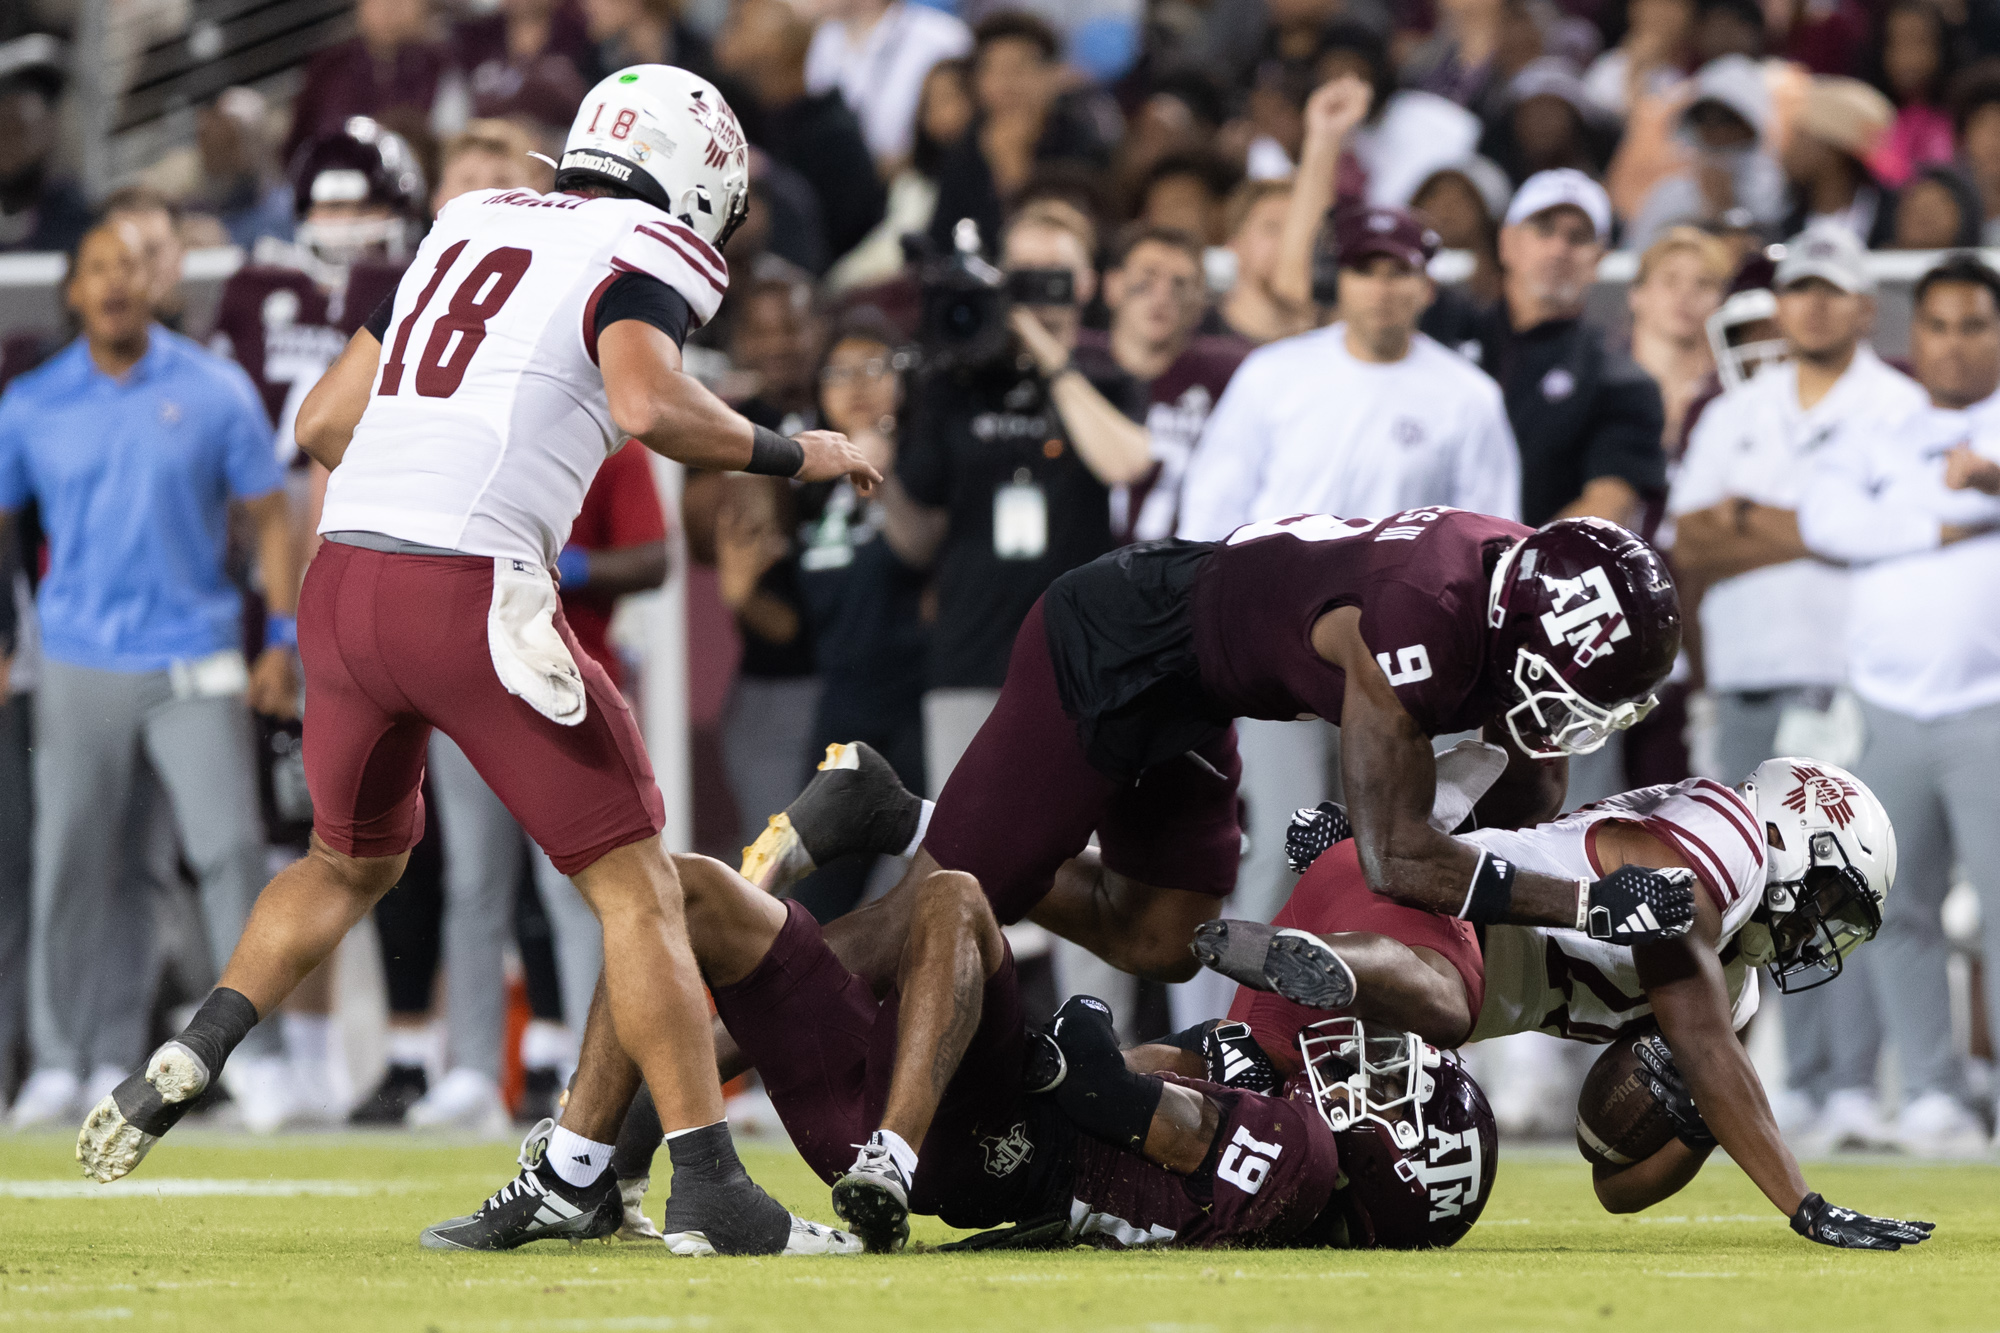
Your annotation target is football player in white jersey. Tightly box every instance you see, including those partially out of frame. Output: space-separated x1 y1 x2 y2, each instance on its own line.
1195 758 1934 1250
78 65 879 1258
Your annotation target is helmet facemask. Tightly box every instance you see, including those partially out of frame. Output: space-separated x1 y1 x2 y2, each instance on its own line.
1763 835 1882 993
1501 648 1657 760
1298 1018 1439 1151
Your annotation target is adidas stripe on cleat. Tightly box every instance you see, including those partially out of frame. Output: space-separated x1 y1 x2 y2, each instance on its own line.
418 1118 622 1250
76 1042 210 1184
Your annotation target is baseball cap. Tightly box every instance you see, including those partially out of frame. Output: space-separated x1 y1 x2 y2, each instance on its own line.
1773 224 1872 294
1503 168 1612 240
1333 204 1441 271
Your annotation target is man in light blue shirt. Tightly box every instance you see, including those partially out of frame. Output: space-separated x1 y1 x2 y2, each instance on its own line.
0 218 302 1129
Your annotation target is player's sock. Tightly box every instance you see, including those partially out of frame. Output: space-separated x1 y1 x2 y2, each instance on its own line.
899 801 934 859
610 1083 665 1183
547 1125 615 1186
385 1023 435 1071
658 1121 792 1255
114 987 259 1131
1047 996 1162 1152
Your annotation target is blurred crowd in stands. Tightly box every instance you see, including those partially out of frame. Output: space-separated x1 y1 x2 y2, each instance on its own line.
1 0 1999 1162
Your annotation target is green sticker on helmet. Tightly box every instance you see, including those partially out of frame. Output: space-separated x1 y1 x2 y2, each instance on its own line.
618 72 638 83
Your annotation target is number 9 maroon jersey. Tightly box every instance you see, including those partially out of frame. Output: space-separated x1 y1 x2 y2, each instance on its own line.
317 186 729 567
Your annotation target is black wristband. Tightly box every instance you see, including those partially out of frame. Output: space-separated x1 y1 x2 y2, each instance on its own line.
746 424 805 477
1456 849 1517 925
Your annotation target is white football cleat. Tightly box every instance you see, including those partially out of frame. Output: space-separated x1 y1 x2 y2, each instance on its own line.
76 1043 211 1183
406 1068 511 1135
663 1212 864 1257
832 1133 912 1253
1896 1090 1988 1158
10 1068 81 1129
222 1055 301 1135
616 1176 664 1243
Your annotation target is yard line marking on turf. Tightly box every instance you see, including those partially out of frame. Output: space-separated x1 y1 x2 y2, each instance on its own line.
1633 1214 1778 1225
0 1178 414 1199
0 1310 134 1322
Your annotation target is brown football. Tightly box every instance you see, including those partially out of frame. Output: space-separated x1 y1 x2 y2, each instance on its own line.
1574 1029 1679 1169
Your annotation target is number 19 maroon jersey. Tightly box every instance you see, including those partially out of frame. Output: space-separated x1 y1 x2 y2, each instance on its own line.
318 187 728 567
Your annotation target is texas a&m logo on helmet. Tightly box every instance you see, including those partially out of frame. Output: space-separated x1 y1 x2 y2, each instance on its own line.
1486 518 1680 759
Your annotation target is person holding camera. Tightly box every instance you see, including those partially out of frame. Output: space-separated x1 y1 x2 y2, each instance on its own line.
894 203 1148 792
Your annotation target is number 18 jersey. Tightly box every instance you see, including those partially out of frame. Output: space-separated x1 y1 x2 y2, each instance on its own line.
318 187 728 566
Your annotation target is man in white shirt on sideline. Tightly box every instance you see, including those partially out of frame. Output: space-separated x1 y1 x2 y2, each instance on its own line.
804 0 971 174
1799 251 2000 1157
1176 203 1518 969
1669 224 1927 1150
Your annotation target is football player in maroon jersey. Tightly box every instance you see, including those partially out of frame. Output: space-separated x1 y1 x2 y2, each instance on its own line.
744 509 1695 991
447 846 1496 1252
210 117 425 467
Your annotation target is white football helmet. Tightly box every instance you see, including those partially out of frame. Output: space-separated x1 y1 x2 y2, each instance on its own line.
1737 758 1895 992
555 65 750 246
1297 1018 1441 1150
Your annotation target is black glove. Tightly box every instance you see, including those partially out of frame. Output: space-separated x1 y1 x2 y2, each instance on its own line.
1631 1033 1715 1150
1584 865 1696 945
1201 1020 1280 1094
1790 1192 1936 1250
1285 801 1352 874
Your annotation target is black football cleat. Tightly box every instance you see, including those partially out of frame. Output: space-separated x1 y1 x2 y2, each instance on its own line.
419 1118 621 1250
350 1063 428 1126
1191 920 1357 1011
830 1132 912 1254
739 743 922 894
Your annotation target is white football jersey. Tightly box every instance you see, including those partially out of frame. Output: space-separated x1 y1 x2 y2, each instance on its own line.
319 187 728 565
1466 779 1769 1043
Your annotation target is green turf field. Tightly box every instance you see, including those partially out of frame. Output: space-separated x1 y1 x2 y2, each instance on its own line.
0 1132 1992 1331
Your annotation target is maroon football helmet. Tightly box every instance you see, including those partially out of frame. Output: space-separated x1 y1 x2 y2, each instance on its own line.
1287 1019 1497 1249
287 116 427 266
1485 517 1680 759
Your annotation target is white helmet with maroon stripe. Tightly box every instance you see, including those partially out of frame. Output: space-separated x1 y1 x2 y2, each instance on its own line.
1738 759 1894 993
556 65 750 246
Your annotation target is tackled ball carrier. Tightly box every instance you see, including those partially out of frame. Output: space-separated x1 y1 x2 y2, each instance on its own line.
1196 759 1934 1251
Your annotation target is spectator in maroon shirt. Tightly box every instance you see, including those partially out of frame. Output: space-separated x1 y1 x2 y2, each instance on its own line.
1072 225 1250 546
452 0 593 139
284 0 454 162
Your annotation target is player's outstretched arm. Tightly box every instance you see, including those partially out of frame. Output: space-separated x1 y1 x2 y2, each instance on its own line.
600 320 881 489
1634 893 1810 1216
1322 608 1591 928
1630 928 1927 1245
295 328 383 472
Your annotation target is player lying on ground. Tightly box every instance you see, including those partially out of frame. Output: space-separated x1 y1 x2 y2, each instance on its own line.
74 64 882 1256
1194 759 1934 1250
428 850 1499 1252
739 511 1694 1004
